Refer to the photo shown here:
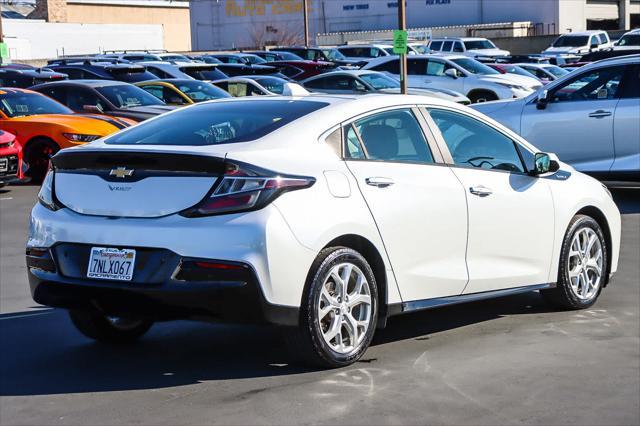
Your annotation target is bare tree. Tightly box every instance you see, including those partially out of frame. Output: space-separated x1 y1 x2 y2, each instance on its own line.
248 21 304 49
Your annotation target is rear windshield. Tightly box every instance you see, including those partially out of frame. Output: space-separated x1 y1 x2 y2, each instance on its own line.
110 69 159 82
106 100 329 146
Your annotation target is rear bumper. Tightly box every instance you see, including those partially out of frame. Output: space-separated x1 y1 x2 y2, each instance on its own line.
27 245 298 326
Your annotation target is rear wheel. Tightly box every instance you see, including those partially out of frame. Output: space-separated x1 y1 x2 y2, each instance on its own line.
69 309 153 343
24 138 59 183
468 90 498 103
286 247 378 368
541 215 608 310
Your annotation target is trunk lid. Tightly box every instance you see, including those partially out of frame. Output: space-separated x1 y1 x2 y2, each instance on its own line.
51 149 225 218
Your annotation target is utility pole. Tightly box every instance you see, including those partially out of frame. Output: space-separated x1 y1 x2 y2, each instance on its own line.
397 0 407 94
302 0 309 47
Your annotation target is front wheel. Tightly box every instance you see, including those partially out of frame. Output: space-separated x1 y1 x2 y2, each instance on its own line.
286 247 378 368
24 138 59 183
541 215 608 310
69 309 153 343
468 90 498 103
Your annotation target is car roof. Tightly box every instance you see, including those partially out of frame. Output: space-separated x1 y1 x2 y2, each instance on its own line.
138 78 200 85
32 79 130 88
560 31 606 36
431 37 488 41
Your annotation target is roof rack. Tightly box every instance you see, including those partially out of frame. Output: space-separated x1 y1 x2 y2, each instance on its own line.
102 49 168 54
47 57 132 66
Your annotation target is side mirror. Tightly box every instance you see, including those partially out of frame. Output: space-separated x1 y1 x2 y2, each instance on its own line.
532 152 560 175
536 90 549 110
83 104 102 114
444 68 458 79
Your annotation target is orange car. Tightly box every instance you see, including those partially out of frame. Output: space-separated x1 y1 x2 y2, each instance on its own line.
0 88 133 180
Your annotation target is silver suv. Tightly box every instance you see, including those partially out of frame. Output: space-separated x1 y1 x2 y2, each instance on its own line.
472 55 640 183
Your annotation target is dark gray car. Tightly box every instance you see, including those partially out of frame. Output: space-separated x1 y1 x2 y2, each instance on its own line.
30 80 176 122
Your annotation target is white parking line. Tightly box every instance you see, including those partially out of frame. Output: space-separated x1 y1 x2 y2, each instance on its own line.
0 197 13 200
0 311 55 320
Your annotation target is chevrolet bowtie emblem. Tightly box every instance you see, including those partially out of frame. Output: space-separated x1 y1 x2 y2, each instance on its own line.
109 167 134 179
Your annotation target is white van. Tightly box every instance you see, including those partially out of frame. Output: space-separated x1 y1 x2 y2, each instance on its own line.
428 37 510 59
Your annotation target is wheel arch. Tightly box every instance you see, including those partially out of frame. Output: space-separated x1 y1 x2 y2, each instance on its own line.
575 205 613 286
321 234 391 328
24 135 59 153
466 88 498 103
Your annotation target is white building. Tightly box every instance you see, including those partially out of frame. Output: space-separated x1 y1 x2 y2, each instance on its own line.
190 0 640 50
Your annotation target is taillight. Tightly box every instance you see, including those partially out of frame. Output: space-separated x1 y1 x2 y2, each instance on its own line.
181 162 315 217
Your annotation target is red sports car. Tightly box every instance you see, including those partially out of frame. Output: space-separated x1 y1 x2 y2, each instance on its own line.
0 130 24 187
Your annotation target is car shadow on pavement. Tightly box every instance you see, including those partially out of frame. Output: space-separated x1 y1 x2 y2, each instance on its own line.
0 291 556 397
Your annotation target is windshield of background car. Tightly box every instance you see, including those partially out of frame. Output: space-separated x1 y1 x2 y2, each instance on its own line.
251 77 287 94
553 35 589 47
360 73 400 89
502 65 539 78
412 45 430 54
464 40 496 50
96 85 165 108
278 51 304 60
176 81 231 101
111 69 160 82
243 55 267 64
616 34 640 46
106 100 329 146
451 58 499 75
324 49 346 61
183 68 228 80
0 91 72 117
546 66 569 78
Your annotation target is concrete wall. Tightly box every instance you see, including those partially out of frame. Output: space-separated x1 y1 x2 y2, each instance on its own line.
66 1 191 51
490 35 559 55
3 19 163 59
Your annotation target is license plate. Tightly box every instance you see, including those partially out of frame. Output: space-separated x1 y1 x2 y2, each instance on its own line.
87 247 136 281
0 158 7 173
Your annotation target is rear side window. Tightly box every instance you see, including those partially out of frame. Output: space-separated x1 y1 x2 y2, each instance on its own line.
106 100 329 146
347 109 433 163
370 59 400 74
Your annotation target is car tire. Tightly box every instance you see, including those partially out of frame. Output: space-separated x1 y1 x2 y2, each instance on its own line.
468 90 498 103
24 138 59 183
285 246 378 368
69 309 153 343
541 215 608 310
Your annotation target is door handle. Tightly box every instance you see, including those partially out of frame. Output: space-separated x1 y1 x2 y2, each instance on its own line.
588 110 612 118
469 185 492 197
365 177 395 188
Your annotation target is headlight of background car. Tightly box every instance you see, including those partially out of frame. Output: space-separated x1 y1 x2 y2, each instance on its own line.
38 167 61 211
496 82 527 91
62 133 101 143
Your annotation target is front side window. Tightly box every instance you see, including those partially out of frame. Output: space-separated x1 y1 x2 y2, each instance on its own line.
442 41 453 51
106 100 329 146
453 42 464 52
551 66 625 102
347 109 433 163
598 33 608 44
66 88 105 111
428 108 525 173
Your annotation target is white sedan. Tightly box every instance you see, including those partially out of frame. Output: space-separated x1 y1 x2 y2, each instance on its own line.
363 54 541 102
28 94 621 367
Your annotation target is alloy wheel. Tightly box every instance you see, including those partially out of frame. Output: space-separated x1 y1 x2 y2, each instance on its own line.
567 227 603 300
317 262 372 354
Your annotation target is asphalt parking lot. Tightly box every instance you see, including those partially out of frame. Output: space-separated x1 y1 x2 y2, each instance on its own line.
0 184 638 426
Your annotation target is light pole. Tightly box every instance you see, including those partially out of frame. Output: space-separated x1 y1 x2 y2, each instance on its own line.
302 0 309 47
398 0 407 94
